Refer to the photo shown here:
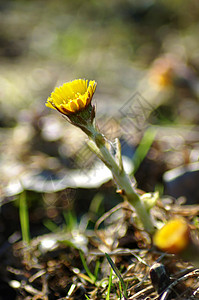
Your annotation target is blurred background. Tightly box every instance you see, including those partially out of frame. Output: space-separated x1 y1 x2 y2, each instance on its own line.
1 0 199 240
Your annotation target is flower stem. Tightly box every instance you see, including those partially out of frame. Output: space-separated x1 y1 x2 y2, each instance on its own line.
86 124 155 234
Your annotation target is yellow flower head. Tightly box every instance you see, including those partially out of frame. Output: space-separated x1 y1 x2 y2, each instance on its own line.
153 218 190 254
46 79 97 115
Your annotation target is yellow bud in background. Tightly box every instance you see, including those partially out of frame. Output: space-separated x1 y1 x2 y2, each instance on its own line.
153 218 190 254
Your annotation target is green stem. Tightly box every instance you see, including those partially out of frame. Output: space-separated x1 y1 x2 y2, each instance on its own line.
86 124 155 234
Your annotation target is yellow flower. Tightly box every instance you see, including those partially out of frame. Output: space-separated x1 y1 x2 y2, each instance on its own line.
153 218 190 254
46 79 97 115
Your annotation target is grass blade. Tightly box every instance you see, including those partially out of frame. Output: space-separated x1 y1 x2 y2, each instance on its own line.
106 268 113 300
94 259 100 280
132 127 156 174
79 250 96 284
19 191 30 245
105 253 128 299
